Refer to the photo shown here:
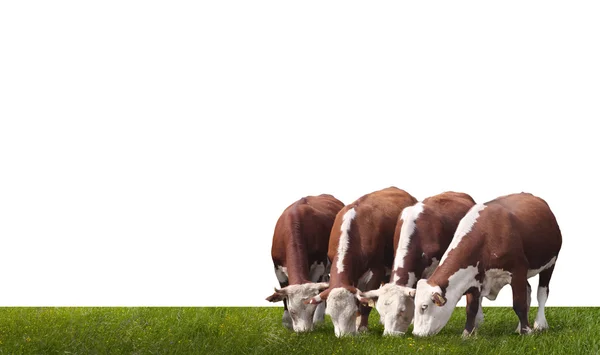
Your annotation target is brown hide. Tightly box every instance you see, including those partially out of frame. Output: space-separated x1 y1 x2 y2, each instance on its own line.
271 194 344 286
391 191 476 286
325 187 418 294
428 192 562 293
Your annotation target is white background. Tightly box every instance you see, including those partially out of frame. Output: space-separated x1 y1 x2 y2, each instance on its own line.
1 2 598 307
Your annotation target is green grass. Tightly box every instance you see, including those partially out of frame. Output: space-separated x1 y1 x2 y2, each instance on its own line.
0 307 597 354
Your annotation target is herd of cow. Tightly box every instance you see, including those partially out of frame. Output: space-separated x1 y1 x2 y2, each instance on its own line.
266 187 562 338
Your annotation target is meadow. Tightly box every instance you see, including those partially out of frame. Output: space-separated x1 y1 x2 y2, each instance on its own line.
0 307 598 354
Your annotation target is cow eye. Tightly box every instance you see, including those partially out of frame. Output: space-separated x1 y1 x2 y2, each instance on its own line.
421 304 428 313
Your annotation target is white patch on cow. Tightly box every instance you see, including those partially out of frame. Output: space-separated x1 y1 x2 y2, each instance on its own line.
394 203 424 271
407 272 417 288
534 286 549 331
358 270 373 290
413 264 481 337
336 208 356 273
326 287 360 337
527 257 557 278
440 204 486 265
275 266 288 283
422 258 439 279
309 261 326 282
481 268 512 300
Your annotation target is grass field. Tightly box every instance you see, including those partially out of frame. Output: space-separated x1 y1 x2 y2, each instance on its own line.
0 307 598 354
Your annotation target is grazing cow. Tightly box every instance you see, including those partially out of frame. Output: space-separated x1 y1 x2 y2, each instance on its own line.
412 192 562 337
306 187 418 337
266 194 344 332
359 192 476 336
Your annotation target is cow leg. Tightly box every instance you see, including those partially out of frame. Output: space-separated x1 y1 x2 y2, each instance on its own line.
463 289 483 337
515 281 531 333
534 265 555 331
310 262 328 325
357 269 384 332
511 269 532 335
282 298 292 329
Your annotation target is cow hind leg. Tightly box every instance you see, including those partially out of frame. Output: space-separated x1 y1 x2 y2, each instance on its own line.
511 270 532 335
515 281 531 333
534 265 555 331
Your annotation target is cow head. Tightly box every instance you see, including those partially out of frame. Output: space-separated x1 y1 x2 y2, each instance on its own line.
359 283 416 336
307 286 362 337
412 279 452 337
265 282 328 332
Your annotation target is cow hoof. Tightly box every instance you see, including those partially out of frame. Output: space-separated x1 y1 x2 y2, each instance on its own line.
358 325 368 333
533 320 549 332
462 329 475 339
519 326 533 335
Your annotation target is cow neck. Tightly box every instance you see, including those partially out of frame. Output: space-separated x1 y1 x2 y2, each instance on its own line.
427 243 480 295
328 255 354 288
285 212 310 285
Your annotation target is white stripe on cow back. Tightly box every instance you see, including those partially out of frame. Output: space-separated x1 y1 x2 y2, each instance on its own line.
393 203 424 281
440 204 487 265
336 208 357 273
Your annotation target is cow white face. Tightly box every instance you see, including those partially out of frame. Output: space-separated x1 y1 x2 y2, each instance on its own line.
412 279 452 337
360 284 416 336
265 282 328 332
325 287 360 337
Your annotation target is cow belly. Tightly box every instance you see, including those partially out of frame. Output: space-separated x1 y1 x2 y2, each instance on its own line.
482 269 512 300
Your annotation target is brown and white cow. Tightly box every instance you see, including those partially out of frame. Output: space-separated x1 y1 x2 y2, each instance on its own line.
412 192 562 337
266 194 344 332
305 187 418 337
359 191 476 335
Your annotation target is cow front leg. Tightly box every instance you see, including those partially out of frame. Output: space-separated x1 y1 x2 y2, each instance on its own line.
309 261 328 325
356 268 384 332
463 289 483 337
511 270 532 335
282 298 292 329
515 281 531 333
313 302 326 324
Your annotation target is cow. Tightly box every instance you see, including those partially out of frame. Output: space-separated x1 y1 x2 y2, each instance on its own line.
359 191 476 336
305 186 418 337
412 192 562 337
265 194 344 332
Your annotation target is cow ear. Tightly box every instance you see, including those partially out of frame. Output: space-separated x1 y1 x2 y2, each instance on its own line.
304 295 323 305
315 282 329 292
304 289 330 305
358 290 379 308
265 288 286 303
432 292 447 307
405 288 416 299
